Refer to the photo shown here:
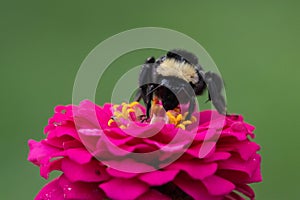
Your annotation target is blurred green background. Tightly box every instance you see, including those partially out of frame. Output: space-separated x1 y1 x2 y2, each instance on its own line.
1 0 299 199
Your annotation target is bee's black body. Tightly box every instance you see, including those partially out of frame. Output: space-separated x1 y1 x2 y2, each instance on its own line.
135 49 226 120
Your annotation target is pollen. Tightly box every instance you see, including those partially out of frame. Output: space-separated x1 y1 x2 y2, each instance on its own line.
166 110 195 130
129 101 139 107
108 101 196 130
108 119 115 126
108 102 144 129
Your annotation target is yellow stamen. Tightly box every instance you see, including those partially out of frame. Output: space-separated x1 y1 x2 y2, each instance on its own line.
113 104 119 109
119 125 127 129
182 120 192 125
176 114 182 123
176 124 186 130
127 108 135 113
183 112 189 120
108 119 114 126
115 112 123 118
109 101 196 130
166 111 176 124
121 104 129 119
129 101 139 107
191 116 197 123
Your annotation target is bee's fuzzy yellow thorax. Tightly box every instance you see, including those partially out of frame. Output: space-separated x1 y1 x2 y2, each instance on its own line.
157 58 199 84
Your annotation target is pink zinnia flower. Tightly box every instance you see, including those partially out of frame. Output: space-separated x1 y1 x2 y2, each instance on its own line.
28 100 262 200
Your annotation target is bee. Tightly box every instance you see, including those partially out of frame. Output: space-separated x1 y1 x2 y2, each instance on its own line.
135 49 226 121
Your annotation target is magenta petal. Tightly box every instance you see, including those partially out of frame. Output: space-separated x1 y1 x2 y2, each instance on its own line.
225 192 245 200
246 156 262 183
28 139 60 166
167 161 217 180
174 174 222 200
139 170 179 186
106 167 138 178
40 159 62 179
217 141 260 161
218 154 261 178
61 158 109 182
204 151 231 162
53 125 80 141
58 175 105 200
65 148 92 164
221 130 247 141
41 137 66 149
99 178 148 200
125 122 165 138
198 110 218 125
62 140 83 149
137 189 171 200
29 101 262 200
236 184 255 199
101 158 156 173
35 178 64 200
202 175 235 196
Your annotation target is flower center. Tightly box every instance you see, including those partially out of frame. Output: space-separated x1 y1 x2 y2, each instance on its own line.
108 101 196 130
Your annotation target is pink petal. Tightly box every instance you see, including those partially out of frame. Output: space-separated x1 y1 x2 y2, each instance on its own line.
137 189 171 200
202 175 235 195
61 158 109 182
247 157 262 183
99 179 148 200
224 192 245 200
62 140 83 149
221 129 247 141
139 169 179 186
42 136 71 149
106 167 138 178
35 178 64 200
198 110 214 125
28 139 60 167
126 143 158 153
167 161 217 180
174 173 222 200
218 154 261 179
204 151 231 162
217 141 260 161
101 158 156 173
125 122 165 138
40 159 62 179
53 125 79 141
65 148 93 164
58 175 105 200
235 184 255 199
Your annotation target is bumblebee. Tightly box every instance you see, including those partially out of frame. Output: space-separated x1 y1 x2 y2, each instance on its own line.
135 49 226 121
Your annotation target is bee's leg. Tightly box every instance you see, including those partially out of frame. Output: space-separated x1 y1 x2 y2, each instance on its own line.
137 56 156 122
186 98 196 120
134 85 148 103
138 85 154 122
205 92 211 103
204 71 226 115
142 85 154 121
134 88 142 102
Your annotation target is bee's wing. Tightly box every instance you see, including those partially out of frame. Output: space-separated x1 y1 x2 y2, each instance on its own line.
205 71 226 114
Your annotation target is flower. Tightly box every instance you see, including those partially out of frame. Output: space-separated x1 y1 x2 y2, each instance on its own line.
28 100 262 200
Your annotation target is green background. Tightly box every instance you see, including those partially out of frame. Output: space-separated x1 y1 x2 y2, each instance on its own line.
1 0 299 199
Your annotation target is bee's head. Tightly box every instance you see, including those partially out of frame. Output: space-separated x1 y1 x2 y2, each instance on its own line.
166 49 199 66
